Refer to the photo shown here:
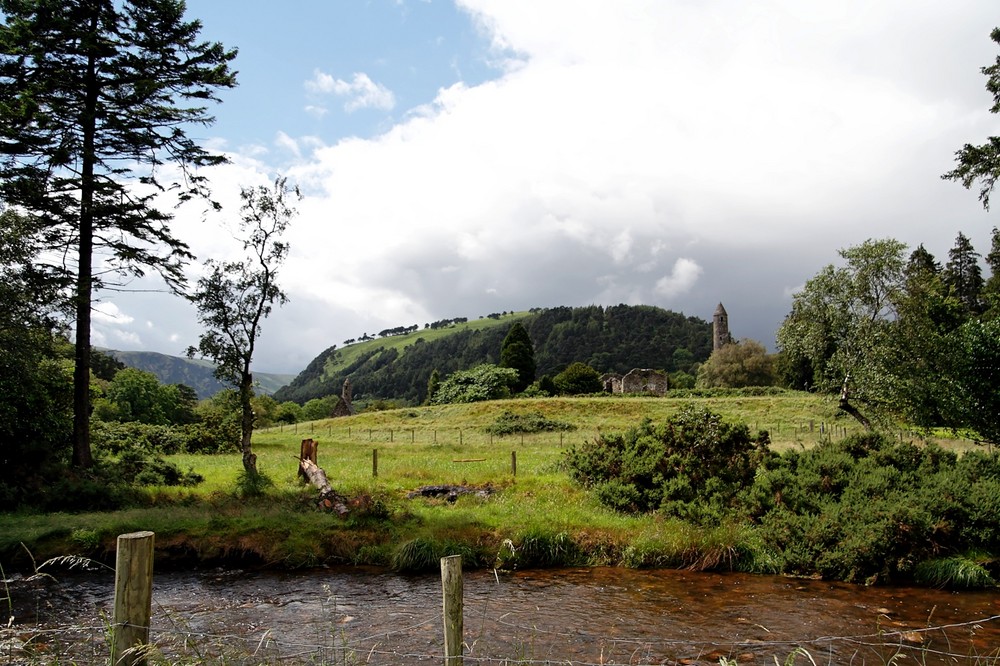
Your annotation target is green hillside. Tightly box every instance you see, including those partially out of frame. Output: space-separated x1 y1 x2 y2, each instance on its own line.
107 350 295 399
274 305 713 405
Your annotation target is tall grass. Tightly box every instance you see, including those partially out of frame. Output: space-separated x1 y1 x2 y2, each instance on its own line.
0 394 988 575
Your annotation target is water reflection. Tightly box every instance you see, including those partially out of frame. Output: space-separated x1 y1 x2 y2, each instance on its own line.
4 566 999 664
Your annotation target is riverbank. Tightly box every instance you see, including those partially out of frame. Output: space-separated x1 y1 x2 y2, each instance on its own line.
1 395 992 584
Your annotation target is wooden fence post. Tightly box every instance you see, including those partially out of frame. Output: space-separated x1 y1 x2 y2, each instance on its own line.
111 531 155 666
511 451 517 477
373 448 378 478
441 555 463 666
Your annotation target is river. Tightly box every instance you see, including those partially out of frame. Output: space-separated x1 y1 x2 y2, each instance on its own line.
3 565 999 664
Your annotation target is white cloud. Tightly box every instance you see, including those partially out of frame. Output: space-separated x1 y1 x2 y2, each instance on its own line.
101 0 1000 372
92 302 134 326
655 259 703 298
305 70 396 112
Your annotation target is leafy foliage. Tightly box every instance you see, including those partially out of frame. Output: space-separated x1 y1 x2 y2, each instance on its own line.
94 367 196 425
499 322 536 393
553 361 603 395
431 364 519 404
776 235 1000 440
696 339 776 388
482 410 576 436
564 405 770 522
744 434 1000 584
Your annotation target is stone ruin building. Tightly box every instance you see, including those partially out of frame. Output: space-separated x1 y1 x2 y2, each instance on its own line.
330 378 355 417
600 302 731 395
601 368 669 395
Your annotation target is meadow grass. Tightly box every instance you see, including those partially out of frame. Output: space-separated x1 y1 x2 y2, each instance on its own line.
0 394 986 572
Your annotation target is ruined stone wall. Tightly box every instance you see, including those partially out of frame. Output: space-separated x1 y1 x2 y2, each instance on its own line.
621 368 669 395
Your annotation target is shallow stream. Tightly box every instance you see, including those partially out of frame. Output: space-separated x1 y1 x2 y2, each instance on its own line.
4 566 999 664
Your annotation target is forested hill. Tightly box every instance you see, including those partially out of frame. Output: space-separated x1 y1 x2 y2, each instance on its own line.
274 305 712 405
106 350 295 399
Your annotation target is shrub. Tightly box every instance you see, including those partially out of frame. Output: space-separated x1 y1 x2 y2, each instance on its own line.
483 410 576 436
553 362 602 395
743 433 1000 584
564 405 770 522
432 364 519 404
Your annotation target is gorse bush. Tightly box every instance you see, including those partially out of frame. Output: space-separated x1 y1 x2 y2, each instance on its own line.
566 411 1000 586
483 410 576 436
564 405 770 521
745 434 1000 584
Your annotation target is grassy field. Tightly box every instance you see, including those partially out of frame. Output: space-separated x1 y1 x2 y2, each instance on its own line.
0 393 984 573
323 312 531 376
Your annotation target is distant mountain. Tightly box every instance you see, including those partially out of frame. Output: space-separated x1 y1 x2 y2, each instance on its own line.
104 350 295 400
274 305 713 405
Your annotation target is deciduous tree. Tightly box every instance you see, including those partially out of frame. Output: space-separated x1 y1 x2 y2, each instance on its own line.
696 339 775 388
431 364 519 404
553 361 603 395
776 239 908 427
0 0 237 468
188 178 297 476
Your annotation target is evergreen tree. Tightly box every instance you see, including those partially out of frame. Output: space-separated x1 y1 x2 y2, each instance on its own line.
984 227 1000 308
943 28 1000 209
424 369 441 405
0 0 237 468
943 232 985 315
499 321 536 393
905 244 940 279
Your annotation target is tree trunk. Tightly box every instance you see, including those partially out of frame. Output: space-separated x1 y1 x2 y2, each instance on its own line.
72 12 101 470
839 376 872 430
239 372 257 475
298 438 318 479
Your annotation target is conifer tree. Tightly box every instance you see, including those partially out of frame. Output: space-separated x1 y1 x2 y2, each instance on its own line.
943 232 985 315
984 227 1000 306
0 0 237 467
943 28 1000 209
499 321 536 393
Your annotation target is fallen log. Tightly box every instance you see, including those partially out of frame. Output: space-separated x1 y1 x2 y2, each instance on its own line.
299 457 349 515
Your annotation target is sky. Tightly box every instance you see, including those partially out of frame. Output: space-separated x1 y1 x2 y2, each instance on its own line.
91 0 1000 375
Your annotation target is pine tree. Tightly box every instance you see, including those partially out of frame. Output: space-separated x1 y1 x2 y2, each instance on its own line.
499 322 536 393
0 0 237 467
424 369 441 405
984 228 1000 306
942 232 985 315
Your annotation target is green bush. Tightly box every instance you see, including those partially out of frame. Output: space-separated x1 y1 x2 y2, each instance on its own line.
553 362 602 395
744 434 1000 585
564 405 770 522
483 410 576 436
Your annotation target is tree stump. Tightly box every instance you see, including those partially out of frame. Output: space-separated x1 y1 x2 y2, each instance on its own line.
298 438 318 479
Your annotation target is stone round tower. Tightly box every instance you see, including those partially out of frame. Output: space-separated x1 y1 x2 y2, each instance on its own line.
713 302 730 351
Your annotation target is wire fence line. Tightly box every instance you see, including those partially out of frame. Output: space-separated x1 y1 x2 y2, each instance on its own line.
262 423 990 452
4 598 999 665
